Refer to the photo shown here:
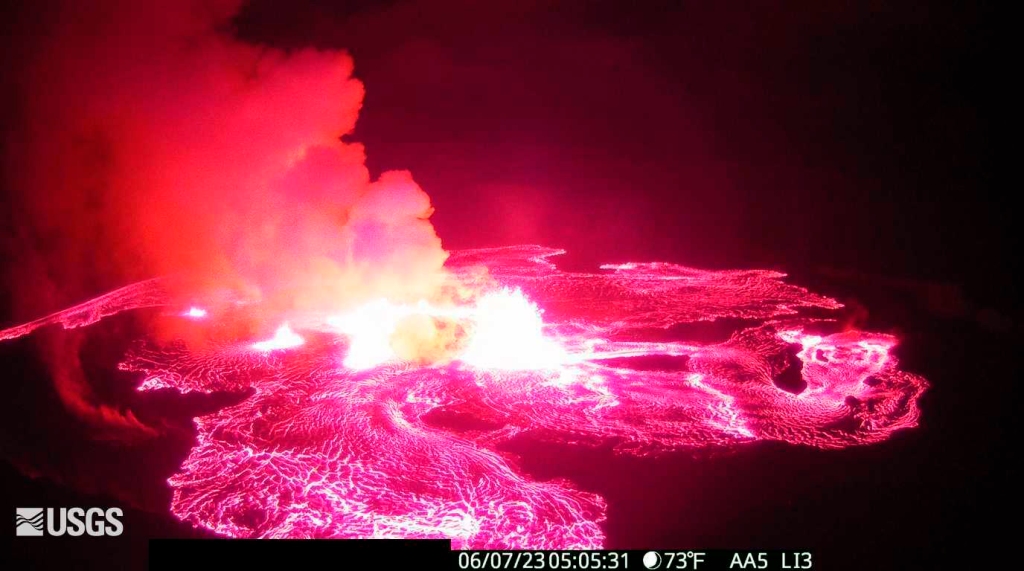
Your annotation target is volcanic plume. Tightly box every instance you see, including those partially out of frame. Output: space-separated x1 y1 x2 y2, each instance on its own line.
1 0 449 434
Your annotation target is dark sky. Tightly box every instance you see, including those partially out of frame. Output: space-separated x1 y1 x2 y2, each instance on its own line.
229 0 1000 297
2 0 1002 304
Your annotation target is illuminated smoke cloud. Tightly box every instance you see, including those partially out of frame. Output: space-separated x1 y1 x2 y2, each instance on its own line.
0 0 448 432
0 246 929 546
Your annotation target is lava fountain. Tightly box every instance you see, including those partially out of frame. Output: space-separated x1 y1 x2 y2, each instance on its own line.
0 245 928 548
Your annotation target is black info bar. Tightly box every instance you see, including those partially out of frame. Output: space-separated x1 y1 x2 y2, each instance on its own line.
149 540 815 571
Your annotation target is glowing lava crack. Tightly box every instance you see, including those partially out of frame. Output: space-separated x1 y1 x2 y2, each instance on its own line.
0 246 928 548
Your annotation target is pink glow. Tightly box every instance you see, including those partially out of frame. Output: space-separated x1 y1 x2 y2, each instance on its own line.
0 246 928 548
184 307 208 318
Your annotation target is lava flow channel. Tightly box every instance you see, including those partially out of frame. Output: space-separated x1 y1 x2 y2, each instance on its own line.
0 246 928 548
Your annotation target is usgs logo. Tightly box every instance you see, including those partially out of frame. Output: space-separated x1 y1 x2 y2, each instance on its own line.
15 507 123 537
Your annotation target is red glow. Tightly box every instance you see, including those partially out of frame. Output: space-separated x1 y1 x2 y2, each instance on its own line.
0 246 928 548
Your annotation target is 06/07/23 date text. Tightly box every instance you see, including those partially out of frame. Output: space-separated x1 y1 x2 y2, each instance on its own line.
457 551 630 570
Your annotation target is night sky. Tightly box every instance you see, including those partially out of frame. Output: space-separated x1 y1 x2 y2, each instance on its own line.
230 1 1003 298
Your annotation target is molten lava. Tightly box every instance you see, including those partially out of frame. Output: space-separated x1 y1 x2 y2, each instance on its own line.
0 246 928 548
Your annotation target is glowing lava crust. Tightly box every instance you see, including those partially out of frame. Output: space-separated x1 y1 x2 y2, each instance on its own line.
0 246 928 548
